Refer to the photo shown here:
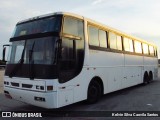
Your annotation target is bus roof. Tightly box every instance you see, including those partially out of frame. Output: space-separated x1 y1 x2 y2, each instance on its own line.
17 12 156 47
17 12 84 24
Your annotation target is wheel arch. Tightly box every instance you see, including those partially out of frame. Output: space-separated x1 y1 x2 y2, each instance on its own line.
88 76 104 95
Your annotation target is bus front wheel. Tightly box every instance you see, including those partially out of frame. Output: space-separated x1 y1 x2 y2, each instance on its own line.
87 80 102 104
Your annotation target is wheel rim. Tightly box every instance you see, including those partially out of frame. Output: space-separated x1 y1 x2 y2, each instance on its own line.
88 81 101 103
89 85 99 99
144 73 149 84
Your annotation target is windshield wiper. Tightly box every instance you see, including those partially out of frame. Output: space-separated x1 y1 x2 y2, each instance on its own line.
9 43 26 78
29 41 35 80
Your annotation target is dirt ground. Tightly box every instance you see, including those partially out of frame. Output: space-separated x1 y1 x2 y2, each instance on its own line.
0 69 4 93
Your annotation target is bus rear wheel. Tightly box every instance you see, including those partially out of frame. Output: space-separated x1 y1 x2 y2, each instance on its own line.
87 80 102 104
149 71 153 83
143 72 149 85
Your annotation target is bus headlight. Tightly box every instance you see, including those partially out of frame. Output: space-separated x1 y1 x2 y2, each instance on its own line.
36 86 44 90
4 81 9 85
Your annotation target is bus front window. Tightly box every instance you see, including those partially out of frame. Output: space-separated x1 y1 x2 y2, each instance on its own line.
5 15 62 79
8 40 25 64
8 37 57 65
13 16 61 37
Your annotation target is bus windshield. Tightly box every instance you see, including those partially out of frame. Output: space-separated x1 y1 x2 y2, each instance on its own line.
5 15 62 79
13 16 61 37
8 36 57 65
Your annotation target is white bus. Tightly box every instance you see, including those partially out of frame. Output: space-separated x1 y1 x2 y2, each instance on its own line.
3 12 158 109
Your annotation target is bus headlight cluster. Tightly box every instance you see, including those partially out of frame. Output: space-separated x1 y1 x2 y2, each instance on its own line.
36 85 53 91
4 81 9 85
36 85 44 90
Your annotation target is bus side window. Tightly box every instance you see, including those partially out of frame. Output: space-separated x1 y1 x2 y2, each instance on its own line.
109 32 117 49
99 30 107 48
134 41 142 54
123 37 133 52
117 35 122 50
63 17 84 39
88 26 99 46
143 43 149 55
109 32 122 51
149 45 154 56
123 37 129 52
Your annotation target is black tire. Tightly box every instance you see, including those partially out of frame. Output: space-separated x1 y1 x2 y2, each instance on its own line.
143 72 149 85
149 72 153 83
87 80 102 104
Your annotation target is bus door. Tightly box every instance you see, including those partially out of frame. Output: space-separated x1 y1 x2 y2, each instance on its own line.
58 38 77 83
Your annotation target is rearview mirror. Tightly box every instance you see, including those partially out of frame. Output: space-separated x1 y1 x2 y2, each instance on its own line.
2 44 10 62
2 47 6 62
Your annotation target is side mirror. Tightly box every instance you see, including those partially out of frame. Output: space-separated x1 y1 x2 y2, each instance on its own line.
2 47 6 62
2 44 10 62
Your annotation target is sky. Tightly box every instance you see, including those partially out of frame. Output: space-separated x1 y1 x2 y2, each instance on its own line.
0 0 160 59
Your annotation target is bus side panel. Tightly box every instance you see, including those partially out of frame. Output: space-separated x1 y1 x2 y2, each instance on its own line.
56 68 91 107
88 50 124 94
153 58 158 80
122 54 143 88
143 56 158 80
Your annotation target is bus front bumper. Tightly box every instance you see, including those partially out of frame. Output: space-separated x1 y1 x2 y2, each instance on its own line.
4 86 58 109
